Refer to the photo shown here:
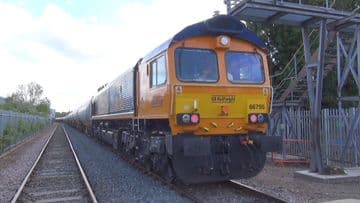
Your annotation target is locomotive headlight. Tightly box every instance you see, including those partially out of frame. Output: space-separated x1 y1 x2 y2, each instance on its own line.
248 113 268 124
220 36 230 46
177 113 200 125
182 114 191 124
257 114 265 123
249 114 258 123
190 114 200 124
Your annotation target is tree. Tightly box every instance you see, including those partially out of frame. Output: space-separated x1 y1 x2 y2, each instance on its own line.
28 82 44 105
0 82 51 116
56 111 70 118
36 97 51 115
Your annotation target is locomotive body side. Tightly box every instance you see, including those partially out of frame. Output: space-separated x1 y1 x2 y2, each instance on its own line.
92 69 136 119
137 52 171 119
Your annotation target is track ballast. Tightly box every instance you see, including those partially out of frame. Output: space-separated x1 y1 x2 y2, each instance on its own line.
11 124 97 203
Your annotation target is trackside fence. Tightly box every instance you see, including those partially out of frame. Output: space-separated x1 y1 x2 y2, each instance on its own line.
0 110 50 155
269 107 360 167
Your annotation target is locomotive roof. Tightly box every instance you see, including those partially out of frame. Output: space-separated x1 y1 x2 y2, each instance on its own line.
143 15 266 61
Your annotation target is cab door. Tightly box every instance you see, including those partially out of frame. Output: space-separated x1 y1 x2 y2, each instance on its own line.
138 54 170 118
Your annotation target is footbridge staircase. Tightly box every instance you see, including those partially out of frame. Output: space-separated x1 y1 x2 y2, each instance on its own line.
272 30 337 105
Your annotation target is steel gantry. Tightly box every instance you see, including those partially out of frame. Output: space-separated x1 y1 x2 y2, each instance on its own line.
225 0 360 173
337 26 360 165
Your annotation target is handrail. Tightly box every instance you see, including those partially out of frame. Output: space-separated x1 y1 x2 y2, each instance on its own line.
271 30 316 79
226 0 338 12
272 30 320 99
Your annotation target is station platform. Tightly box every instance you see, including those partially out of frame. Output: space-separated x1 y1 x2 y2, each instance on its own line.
295 168 360 183
323 199 360 203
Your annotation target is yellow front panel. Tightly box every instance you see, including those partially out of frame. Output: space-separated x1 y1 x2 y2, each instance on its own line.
175 86 269 118
166 36 271 135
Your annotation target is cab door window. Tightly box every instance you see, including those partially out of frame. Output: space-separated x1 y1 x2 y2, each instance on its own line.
150 55 166 87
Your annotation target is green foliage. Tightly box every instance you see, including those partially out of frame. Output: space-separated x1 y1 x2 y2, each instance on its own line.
55 111 70 118
1 123 17 150
0 120 48 152
3 123 18 138
32 121 46 132
0 135 13 148
322 72 338 108
0 82 51 116
18 120 30 135
36 98 51 115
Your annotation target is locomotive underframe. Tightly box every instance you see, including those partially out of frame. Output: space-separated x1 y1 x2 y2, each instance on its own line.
91 118 281 183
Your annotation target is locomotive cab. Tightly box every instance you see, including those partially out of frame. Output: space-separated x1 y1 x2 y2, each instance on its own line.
162 16 281 183
169 37 271 137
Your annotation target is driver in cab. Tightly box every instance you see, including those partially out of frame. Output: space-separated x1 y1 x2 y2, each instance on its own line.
197 64 217 82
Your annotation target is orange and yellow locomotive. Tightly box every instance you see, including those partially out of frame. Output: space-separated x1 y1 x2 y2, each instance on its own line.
65 15 281 183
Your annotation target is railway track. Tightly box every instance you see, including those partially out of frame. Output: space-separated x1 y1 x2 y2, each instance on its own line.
177 180 287 203
11 124 97 203
228 180 287 203
88 128 285 203
102 139 202 202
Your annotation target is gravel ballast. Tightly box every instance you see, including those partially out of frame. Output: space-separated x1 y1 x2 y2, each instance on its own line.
3 123 358 203
184 182 275 202
236 162 360 203
0 125 55 202
18 126 91 202
64 125 190 202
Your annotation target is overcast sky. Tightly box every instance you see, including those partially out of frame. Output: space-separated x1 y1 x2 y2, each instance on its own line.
0 0 226 112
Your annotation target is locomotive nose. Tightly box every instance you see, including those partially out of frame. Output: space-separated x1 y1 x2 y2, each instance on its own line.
173 85 269 135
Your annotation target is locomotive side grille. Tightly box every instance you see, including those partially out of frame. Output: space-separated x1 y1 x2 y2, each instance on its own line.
109 70 135 113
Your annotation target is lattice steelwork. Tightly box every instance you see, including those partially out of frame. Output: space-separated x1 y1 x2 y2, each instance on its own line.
225 0 360 173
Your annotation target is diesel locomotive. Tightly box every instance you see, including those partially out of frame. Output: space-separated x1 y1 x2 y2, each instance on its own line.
64 15 281 183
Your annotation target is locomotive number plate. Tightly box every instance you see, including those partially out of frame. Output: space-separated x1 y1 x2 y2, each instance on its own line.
248 104 266 110
211 95 235 103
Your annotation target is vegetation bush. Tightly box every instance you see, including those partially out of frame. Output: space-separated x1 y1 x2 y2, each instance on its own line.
0 120 48 152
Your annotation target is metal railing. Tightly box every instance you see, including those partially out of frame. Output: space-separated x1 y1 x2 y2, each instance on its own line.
270 107 360 167
0 110 50 154
272 30 319 101
225 0 337 12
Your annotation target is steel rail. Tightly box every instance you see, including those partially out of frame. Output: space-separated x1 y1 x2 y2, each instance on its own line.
63 125 98 203
95 133 284 203
10 124 58 203
230 180 287 203
92 136 202 203
116 151 202 203
66 125 285 203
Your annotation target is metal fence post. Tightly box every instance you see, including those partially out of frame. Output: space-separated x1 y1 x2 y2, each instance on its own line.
323 109 328 165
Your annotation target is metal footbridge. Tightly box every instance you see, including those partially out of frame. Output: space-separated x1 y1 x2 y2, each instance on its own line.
225 0 360 173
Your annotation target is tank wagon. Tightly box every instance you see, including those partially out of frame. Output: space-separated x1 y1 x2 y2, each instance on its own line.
64 15 281 183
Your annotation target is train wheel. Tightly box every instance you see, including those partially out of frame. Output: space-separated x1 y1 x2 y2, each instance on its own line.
247 145 266 177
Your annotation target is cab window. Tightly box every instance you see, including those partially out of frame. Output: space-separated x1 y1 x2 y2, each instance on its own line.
175 48 218 82
225 52 264 84
150 55 166 87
